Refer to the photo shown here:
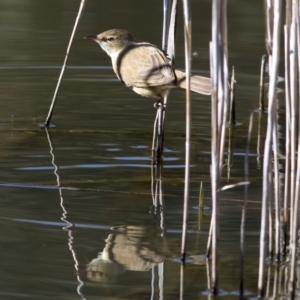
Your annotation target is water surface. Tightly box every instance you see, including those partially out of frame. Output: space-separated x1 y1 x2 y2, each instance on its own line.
0 1 282 299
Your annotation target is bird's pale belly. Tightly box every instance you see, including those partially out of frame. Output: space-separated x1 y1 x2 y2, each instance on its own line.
131 84 175 99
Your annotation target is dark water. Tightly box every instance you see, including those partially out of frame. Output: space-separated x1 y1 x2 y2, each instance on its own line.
0 1 285 299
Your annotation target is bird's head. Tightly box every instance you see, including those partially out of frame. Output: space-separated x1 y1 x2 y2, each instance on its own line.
85 29 137 57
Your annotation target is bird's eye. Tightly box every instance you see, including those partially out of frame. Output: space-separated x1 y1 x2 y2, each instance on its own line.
107 37 114 42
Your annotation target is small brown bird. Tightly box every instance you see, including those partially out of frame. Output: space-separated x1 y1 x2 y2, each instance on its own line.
85 29 211 100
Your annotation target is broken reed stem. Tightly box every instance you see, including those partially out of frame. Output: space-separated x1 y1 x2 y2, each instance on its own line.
229 66 236 125
259 55 267 111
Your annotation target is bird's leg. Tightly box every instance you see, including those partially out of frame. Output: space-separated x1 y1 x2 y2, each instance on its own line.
157 100 163 157
152 108 159 153
152 96 168 158
156 98 169 158
160 95 168 151
152 99 162 157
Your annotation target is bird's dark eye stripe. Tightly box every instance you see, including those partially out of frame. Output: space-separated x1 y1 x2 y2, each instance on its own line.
106 37 115 42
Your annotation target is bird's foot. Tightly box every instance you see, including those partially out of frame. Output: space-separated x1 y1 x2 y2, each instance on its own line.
153 100 166 110
153 100 161 109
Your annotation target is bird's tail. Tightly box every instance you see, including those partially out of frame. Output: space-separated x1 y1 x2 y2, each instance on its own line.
175 70 212 95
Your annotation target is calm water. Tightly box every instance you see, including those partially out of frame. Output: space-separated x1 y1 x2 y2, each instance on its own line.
0 1 287 299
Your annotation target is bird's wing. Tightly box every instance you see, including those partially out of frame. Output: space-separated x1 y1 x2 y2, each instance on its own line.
116 43 175 88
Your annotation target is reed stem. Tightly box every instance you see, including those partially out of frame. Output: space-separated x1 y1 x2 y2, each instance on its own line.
43 0 87 128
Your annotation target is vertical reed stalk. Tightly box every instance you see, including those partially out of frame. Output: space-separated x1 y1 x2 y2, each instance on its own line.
156 0 177 156
229 66 236 125
162 0 172 52
268 163 274 257
210 0 228 294
240 113 253 296
258 0 282 296
226 125 233 182
259 55 266 111
256 112 263 170
198 182 204 230
288 4 297 250
218 0 229 170
180 263 184 300
265 263 272 297
290 104 300 298
206 218 212 258
265 0 274 54
163 0 178 147
283 25 291 254
288 0 299 295
210 36 220 296
167 0 178 65
158 0 172 155
283 0 292 256
181 0 192 262
272 108 281 261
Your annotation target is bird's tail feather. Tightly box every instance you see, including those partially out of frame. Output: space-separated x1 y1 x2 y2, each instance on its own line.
175 70 211 95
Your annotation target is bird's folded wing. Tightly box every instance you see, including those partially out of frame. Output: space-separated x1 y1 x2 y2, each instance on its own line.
117 43 175 88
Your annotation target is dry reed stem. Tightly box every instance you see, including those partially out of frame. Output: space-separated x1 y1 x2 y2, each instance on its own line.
229 66 236 125
283 25 291 254
288 1 300 295
259 55 266 111
162 0 172 52
240 113 253 296
155 0 177 156
258 0 282 296
167 0 178 65
181 0 192 263
44 0 87 127
210 0 228 294
288 9 298 250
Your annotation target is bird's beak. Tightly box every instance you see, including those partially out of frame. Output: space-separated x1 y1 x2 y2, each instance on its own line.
84 35 97 40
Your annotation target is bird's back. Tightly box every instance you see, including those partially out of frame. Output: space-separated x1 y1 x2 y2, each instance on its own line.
113 43 176 89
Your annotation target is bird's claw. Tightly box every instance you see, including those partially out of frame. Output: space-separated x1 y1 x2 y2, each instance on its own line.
153 101 161 109
153 101 166 110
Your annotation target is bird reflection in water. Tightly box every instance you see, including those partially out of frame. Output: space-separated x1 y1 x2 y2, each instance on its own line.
87 225 172 283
